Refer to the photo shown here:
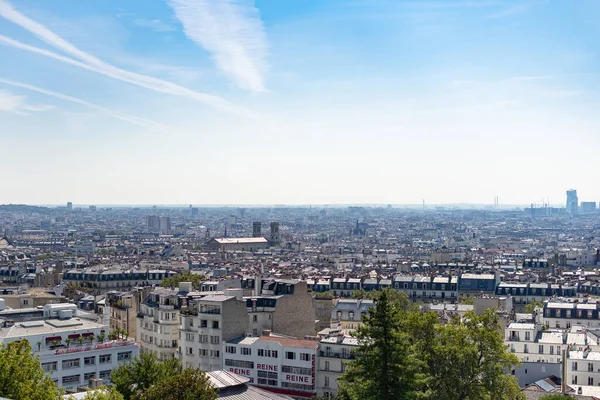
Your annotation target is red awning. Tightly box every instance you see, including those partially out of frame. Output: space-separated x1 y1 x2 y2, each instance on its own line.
68 334 81 339
45 336 62 342
82 332 94 337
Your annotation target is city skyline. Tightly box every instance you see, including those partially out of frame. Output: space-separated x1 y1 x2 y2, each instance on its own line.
2 0 600 205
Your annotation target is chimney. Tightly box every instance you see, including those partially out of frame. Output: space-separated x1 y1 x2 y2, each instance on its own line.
262 329 271 337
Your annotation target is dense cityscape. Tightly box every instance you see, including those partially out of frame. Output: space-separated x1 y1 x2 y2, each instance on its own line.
0 189 599 398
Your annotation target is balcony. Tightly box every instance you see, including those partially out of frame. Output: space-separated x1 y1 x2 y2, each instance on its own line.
319 351 355 360
159 304 175 311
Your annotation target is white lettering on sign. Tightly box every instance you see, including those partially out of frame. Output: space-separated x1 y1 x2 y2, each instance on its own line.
286 374 309 383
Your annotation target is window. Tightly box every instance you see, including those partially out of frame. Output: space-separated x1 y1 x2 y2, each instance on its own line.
185 333 195 341
300 353 311 361
62 358 80 369
324 361 330 371
282 382 313 391
99 354 112 364
272 350 278 358
572 375 577 385
253 315 257 322
590 363 594 372
226 346 237 354
349 312 354 320
199 335 208 343
572 362 578 371
99 370 111 380
42 361 57 372
550 346 554 355
225 359 254 369
210 336 220 344
257 378 278 386
200 349 208 357
253 329 258 336
258 371 278 379
324 376 330 388
84 356 95 366
62 375 80 385
212 321 219 329
118 351 131 361
201 320 208 328
589 377 594 386
523 344 528 353
84 372 96 381
241 347 251 356
539 345 543 354
286 351 296 360
186 347 194 355
282 365 312 375
525 332 531 341
210 350 220 358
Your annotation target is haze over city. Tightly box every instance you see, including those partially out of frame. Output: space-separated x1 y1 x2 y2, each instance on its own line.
1 0 599 205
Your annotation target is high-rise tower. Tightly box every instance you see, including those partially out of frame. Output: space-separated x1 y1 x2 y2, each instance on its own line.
566 189 578 215
270 222 280 245
252 222 262 237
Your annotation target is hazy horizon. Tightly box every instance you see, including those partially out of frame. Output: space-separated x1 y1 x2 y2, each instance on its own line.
1 0 598 205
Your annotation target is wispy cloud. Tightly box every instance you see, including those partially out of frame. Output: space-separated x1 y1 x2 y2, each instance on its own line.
0 78 168 128
0 1 255 117
133 18 176 32
486 1 543 19
0 89 53 115
167 0 268 92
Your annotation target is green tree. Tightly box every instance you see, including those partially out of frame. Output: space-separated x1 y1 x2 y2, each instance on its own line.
111 352 182 400
428 309 524 400
314 291 334 300
339 289 427 400
68 387 124 400
525 301 544 314
160 271 205 289
459 296 474 305
0 340 62 400
138 368 217 400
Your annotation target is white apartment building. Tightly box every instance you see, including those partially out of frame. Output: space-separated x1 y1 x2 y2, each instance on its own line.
316 330 359 398
505 322 566 364
0 304 139 391
540 301 600 329
178 288 248 372
136 287 179 361
223 334 319 400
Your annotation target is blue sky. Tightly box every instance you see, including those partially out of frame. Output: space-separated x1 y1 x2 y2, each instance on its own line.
1 0 598 206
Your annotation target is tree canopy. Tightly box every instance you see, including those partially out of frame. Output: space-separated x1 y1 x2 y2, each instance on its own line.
337 289 523 400
525 301 544 314
0 340 62 400
111 352 182 400
137 368 217 400
160 270 204 289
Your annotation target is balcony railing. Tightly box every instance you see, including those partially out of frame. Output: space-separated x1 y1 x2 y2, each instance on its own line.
319 350 355 360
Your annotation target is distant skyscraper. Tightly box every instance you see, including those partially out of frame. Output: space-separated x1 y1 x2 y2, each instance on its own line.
66 202 72 211
566 189 578 215
159 216 171 233
147 215 160 230
89 205 97 212
191 207 199 216
581 202 597 214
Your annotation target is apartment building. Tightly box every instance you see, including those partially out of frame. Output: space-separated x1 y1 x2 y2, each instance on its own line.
223 333 319 400
106 287 151 340
63 267 177 292
331 278 362 297
247 279 316 338
540 301 600 329
496 283 577 305
0 303 139 391
331 299 374 330
316 330 359 398
136 287 180 361
393 275 458 301
178 288 248 372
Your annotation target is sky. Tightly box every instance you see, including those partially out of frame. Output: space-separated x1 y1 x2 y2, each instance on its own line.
1 0 599 206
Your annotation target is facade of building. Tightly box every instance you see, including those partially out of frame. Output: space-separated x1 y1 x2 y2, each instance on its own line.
206 238 270 252
179 290 248 372
0 304 139 391
393 275 459 301
331 299 374 330
316 330 358 398
567 189 579 215
63 268 177 292
223 334 318 400
540 301 600 329
247 279 316 338
136 287 180 361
